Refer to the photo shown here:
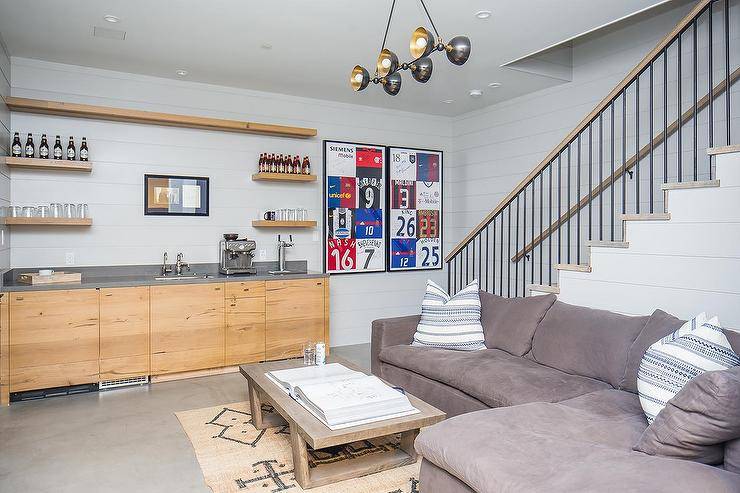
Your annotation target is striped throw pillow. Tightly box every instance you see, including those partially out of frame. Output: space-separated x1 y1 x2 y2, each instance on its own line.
412 279 486 351
637 313 740 423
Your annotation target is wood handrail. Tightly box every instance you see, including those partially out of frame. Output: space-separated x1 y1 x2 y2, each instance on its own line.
445 0 712 263
511 66 740 262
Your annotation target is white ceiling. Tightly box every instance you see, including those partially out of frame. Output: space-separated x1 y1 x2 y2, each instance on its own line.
0 0 676 116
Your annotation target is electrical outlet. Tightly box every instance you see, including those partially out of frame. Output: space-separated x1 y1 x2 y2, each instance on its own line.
65 252 75 265
259 249 267 260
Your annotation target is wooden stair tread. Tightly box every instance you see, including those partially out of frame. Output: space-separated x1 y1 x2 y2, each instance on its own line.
527 284 560 294
586 240 629 248
707 145 740 156
555 264 592 273
620 213 671 221
661 180 720 190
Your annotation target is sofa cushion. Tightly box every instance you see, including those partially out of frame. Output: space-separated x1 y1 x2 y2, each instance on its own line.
415 403 740 493
479 291 556 356
560 389 646 421
726 439 740 474
529 301 650 388
635 366 740 465
726 328 740 355
379 345 609 408
620 309 684 393
412 279 486 351
638 317 740 423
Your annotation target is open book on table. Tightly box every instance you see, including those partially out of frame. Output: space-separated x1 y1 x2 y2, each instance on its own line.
266 363 419 430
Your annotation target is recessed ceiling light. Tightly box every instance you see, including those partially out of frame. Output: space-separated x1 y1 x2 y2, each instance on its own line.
442 99 454 104
475 10 492 19
488 82 502 88
469 89 483 98
175 69 188 77
261 43 273 50
103 14 120 23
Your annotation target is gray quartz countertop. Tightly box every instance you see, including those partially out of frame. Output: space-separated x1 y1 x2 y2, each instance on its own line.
0 261 327 292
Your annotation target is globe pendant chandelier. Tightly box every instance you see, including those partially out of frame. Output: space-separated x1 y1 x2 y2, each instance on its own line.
350 0 471 96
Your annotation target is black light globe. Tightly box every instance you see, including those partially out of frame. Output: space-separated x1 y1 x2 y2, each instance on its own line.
382 72 402 95
410 57 433 83
446 35 471 65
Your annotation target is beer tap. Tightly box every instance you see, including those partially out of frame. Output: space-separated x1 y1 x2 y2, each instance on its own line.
270 234 294 274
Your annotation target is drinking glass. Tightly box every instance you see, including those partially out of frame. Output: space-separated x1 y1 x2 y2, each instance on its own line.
50 203 64 218
303 341 316 366
21 206 37 218
37 205 50 218
287 208 297 221
77 204 89 218
63 203 77 218
8 206 21 218
297 208 307 221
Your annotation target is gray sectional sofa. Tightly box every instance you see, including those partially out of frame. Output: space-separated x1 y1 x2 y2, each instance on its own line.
371 292 740 492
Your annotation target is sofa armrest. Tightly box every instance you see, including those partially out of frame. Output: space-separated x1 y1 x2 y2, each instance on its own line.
371 315 420 376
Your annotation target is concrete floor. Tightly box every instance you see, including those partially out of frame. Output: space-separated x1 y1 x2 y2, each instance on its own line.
0 344 370 493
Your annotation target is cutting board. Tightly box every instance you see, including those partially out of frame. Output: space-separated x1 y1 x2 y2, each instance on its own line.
17 271 82 285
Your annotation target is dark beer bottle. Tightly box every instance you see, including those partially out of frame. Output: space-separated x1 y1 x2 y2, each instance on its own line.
24 133 35 158
67 136 76 160
293 155 300 174
79 137 89 161
278 154 285 174
39 134 49 159
53 135 63 159
258 153 265 172
302 156 311 175
269 154 276 173
11 132 21 157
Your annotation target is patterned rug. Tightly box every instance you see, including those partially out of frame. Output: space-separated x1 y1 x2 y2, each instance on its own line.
176 401 420 493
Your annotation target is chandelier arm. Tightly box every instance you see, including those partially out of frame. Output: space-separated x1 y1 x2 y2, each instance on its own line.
418 0 441 38
380 0 397 53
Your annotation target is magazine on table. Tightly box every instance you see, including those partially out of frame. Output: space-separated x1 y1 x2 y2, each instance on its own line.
266 363 419 430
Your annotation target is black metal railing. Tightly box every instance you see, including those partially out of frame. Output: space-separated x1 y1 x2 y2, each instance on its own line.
446 0 738 296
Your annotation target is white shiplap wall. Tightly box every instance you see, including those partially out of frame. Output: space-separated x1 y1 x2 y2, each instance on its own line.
0 32 10 272
9 58 451 346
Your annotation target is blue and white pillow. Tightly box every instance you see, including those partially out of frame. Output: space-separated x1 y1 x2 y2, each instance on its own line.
637 313 740 423
412 279 486 351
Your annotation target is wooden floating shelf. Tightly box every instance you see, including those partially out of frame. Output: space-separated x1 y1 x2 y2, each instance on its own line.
252 220 316 228
251 172 317 182
5 96 317 139
3 156 92 172
3 217 92 226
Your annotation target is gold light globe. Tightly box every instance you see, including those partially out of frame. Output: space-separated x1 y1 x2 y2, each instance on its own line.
410 27 434 58
350 65 370 91
376 49 399 77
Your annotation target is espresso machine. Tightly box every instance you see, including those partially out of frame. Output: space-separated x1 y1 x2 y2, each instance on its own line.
219 234 257 275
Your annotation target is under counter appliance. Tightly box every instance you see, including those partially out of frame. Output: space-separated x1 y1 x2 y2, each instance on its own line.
219 234 257 275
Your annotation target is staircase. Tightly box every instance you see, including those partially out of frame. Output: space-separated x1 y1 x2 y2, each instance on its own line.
446 0 739 304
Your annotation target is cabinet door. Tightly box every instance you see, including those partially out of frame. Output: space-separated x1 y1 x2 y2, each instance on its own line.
226 296 265 365
225 281 265 299
1 294 9 405
100 286 150 381
265 279 325 360
150 283 225 375
10 289 100 392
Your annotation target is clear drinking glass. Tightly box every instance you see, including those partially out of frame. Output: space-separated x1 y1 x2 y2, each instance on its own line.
303 341 316 366
63 203 77 218
77 203 89 218
8 206 22 217
21 206 37 218
50 203 64 218
37 205 50 218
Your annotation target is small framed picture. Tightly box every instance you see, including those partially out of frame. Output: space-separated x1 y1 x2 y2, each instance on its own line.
144 174 209 216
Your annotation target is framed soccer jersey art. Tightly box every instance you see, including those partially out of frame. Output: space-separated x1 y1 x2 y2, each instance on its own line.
323 140 387 274
387 146 443 271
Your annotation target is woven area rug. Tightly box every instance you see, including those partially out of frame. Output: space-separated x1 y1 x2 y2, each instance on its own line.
176 401 420 493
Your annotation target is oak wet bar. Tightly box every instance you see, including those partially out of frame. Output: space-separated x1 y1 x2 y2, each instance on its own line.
0 262 329 405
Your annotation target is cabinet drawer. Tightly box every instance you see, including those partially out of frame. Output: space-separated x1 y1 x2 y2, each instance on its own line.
225 281 265 299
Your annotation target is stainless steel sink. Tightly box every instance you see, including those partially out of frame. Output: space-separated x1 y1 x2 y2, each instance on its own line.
153 273 212 281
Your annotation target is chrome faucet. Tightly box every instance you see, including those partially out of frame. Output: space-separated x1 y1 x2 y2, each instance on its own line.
270 234 294 274
175 252 190 276
161 252 173 276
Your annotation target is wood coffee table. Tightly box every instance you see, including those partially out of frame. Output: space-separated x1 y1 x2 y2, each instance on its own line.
240 356 445 489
